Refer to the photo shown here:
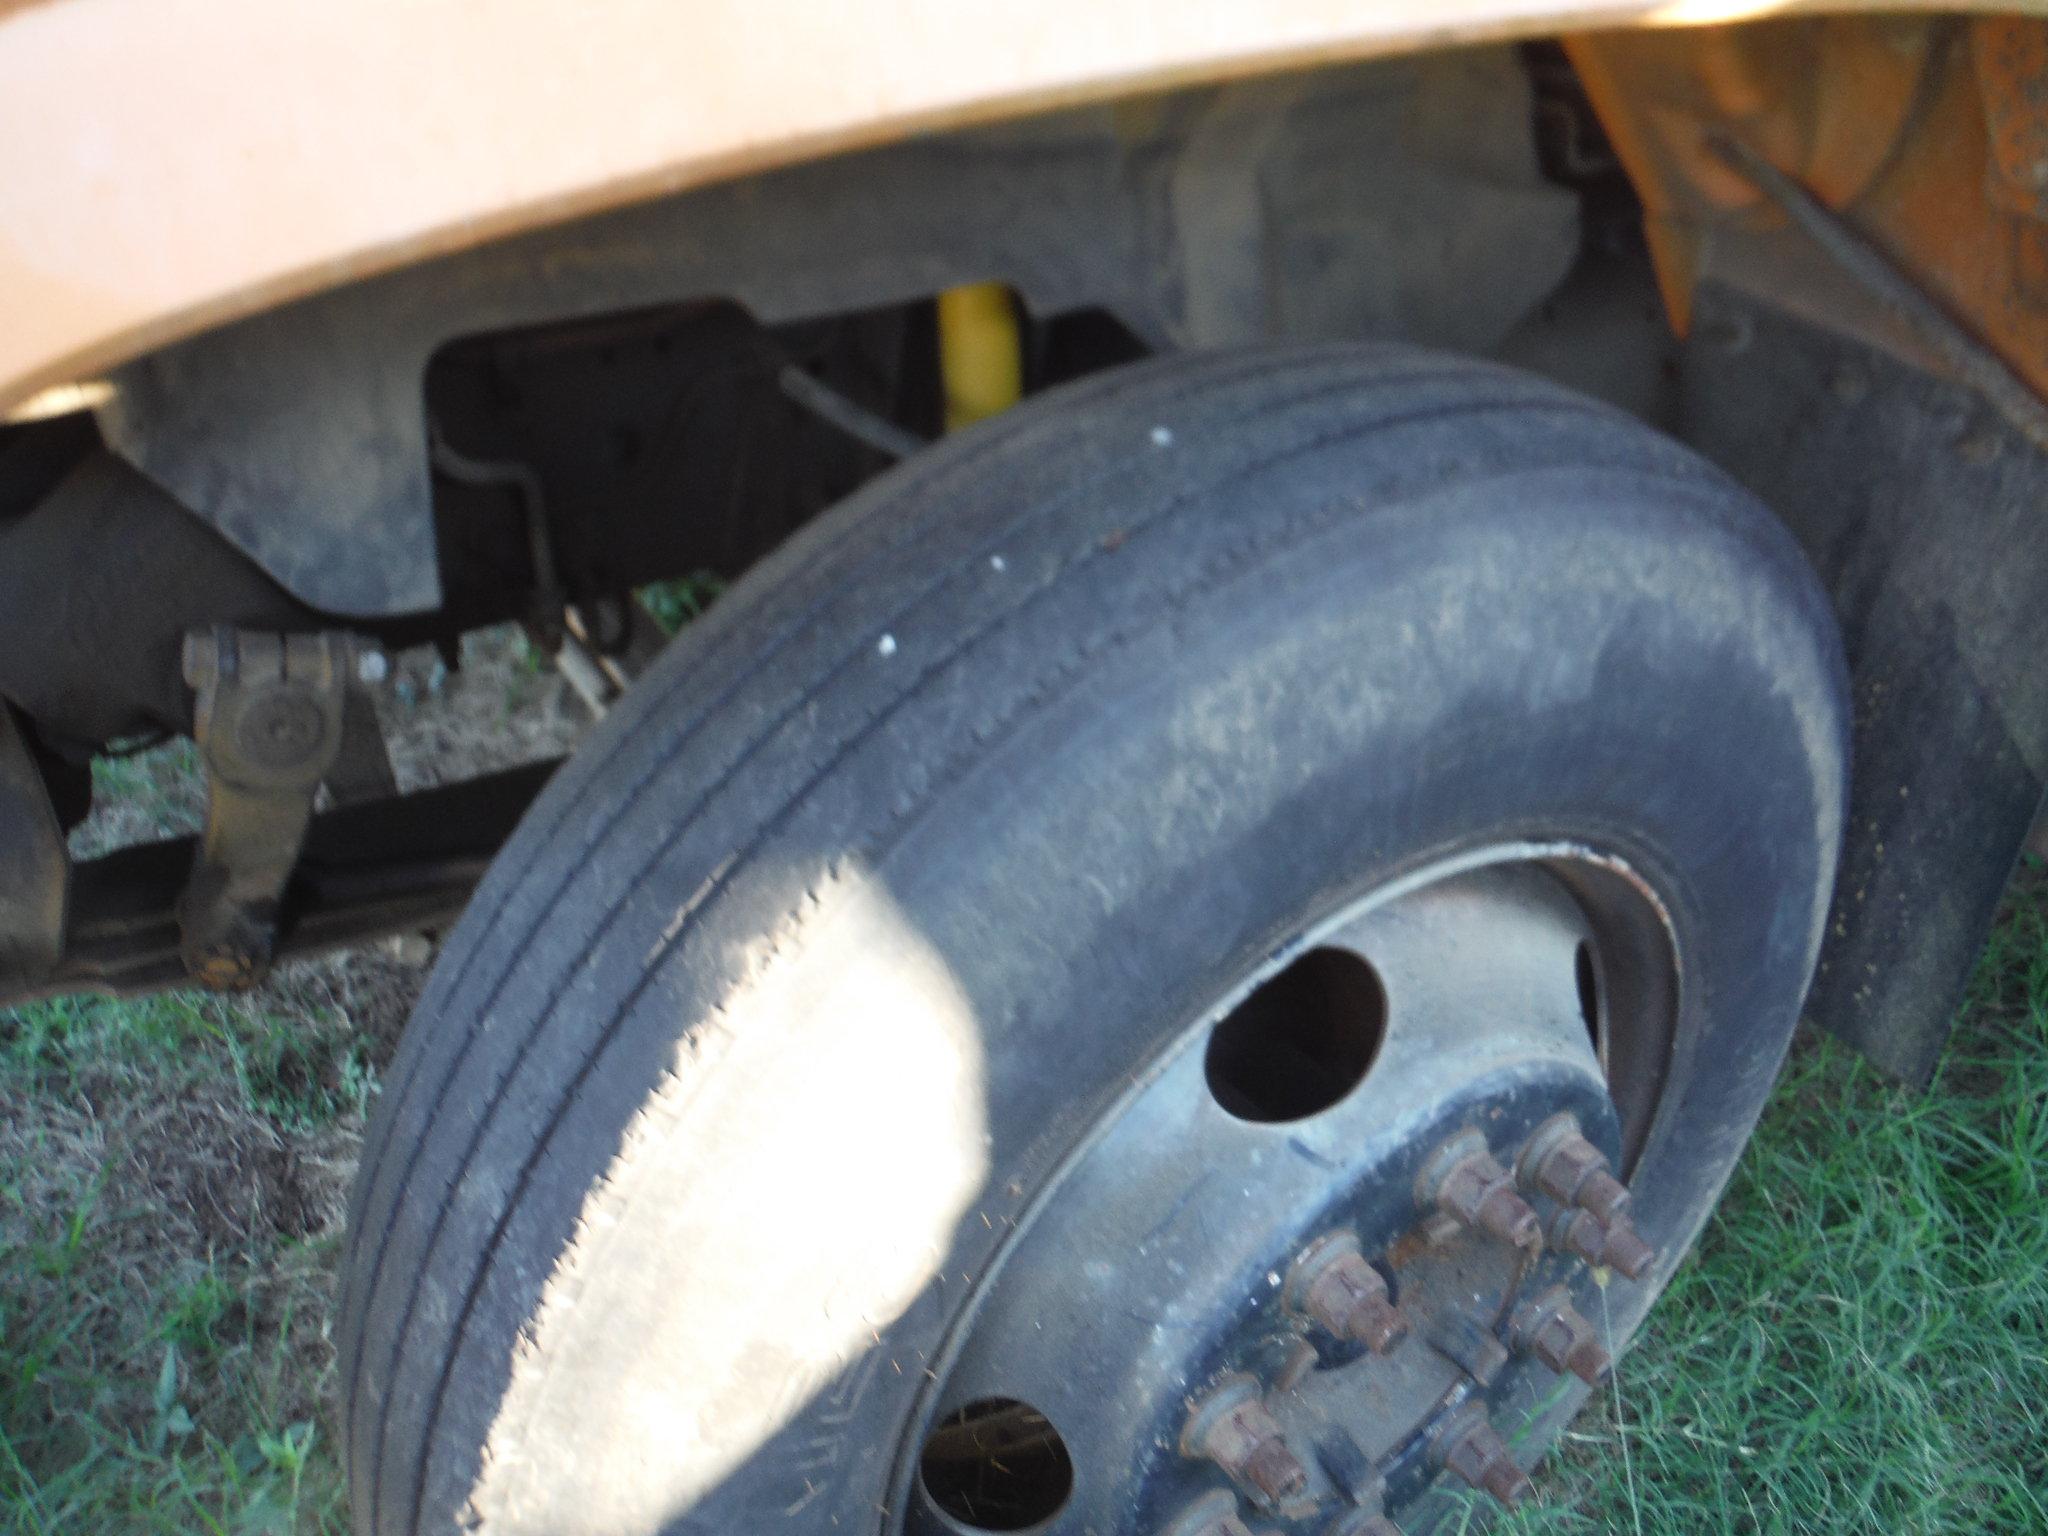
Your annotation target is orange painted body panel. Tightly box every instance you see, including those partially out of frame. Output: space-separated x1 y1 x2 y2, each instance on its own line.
1567 14 2048 397
0 0 2023 416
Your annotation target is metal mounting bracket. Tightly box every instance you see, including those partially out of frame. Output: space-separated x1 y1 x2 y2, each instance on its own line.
178 627 373 987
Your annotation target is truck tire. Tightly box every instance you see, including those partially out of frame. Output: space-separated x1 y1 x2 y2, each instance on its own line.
338 345 1847 1535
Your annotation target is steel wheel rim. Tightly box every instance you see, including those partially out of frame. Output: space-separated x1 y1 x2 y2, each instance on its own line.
890 843 1683 1536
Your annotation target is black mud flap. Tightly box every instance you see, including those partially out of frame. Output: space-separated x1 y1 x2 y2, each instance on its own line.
1680 288 2048 1082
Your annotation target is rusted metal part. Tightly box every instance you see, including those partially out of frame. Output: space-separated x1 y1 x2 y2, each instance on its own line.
1415 1131 1543 1250
178 628 361 987
1564 20 1926 331
0 705 67 980
1599 1219 1655 1281
1518 1112 1658 1278
913 868 1654 1529
1707 131 2048 452
1548 1207 1655 1282
2 759 553 1006
1429 1404 1532 1510
1162 1490 1257 1536
1285 1232 1409 1354
1518 1112 1632 1224
1511 1285 1611 1385
1183 1375 1309 1508
1975 18 2048 224
1567 16 2048 412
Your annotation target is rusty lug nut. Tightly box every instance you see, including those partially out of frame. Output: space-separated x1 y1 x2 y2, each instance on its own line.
1511 1285 1612 1386
1518 1113 1632 1225
1549 1208 1607 1267
1285 1232 1409 1354
1417 1132 1543 1250
1597 1214 1657 1281
1162 1490 1256 1536
1548 1207 1657 1282
1431 1406 1534 1510
1182 1375 1310 1507
1243 1438 1309 1508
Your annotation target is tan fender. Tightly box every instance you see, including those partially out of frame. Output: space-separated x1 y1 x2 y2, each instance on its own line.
0 0 2013 416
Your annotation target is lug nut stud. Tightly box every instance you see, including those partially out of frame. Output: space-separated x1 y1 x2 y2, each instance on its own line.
1598 1215 1657 1280
1417 1132 1542 1250
1183 1375 1309 1507
1432 1407 1533 1510
1549 1206 1657 1281
1518 1113 1633 1225
1549 1207 1606 1266
1285 1232 1409 1353
1512 1285 1612 1385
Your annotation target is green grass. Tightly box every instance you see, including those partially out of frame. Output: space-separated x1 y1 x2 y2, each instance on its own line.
1 984 371 1534
4 873 2045 1533
1478 873 2048 1535
637 572 726 636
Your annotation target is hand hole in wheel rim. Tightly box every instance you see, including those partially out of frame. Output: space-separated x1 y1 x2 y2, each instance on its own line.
918 1398 1073 1530
1575 939 1601 1052
1203 946 1385 1122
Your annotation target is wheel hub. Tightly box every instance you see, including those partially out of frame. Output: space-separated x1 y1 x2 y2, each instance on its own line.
898 860 1664 1535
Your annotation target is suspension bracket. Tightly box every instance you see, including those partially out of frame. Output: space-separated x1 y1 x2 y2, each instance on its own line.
178 627 379 987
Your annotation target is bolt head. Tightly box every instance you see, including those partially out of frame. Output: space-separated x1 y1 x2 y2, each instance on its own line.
1516 1112 1582 1180
1243 1436 1308 1504
1289 1236 1406 1353
1423 1134 1542 1249
1413 1129 1489 1206
1513 1286 1611 1385
1182 1376 1305 1506
1518 1113 1631 1223
1433 1407 1532 1510
1180 1375 1261 1459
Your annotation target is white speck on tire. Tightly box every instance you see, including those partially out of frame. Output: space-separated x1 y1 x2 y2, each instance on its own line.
990 554 1007 572
1150 425 1173 447
877 634 898 658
